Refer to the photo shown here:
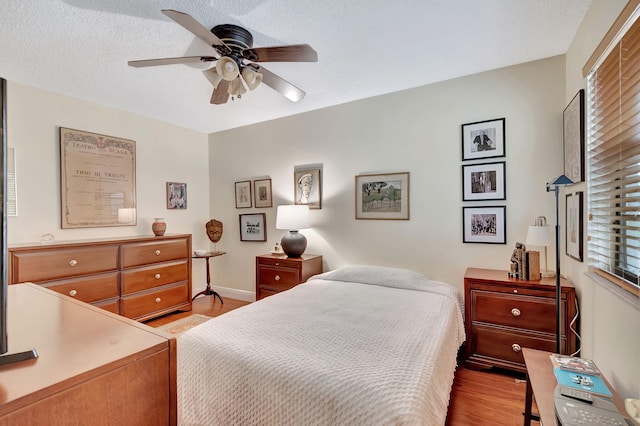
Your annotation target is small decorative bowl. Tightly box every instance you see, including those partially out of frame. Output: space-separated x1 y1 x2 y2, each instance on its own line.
194 250 208 256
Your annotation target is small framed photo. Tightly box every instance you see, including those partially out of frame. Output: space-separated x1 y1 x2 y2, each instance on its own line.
462 161 506 201
294 168 322 209
253 178 273 208
463 206 506 244
461 118 505 161
355 172 409 220
566 191 583 261
235 180 252 208
239 213 267 242
563 89 585 183
166 182 187 209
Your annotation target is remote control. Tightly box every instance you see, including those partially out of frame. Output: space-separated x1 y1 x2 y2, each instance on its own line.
560 385 594 403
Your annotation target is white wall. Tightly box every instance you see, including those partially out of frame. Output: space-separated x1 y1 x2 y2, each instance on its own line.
6 81 212 287
209 56 566 300
564 0 640 398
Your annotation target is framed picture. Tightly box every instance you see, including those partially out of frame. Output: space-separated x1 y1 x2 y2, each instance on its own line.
461 118 505 161
239 213 267 242
166 182 187 209
462 206 506 244
355 172 409 220
60 127 136 228
566 191 583 261
294 168 322 209
462 161 506 201
563 89 585 183
235 180 252 208
253 178 273 208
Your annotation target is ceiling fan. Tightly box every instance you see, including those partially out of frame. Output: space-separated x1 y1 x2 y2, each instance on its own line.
128 9 318 105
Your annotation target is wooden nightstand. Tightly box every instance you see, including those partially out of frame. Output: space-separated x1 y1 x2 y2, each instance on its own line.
255 254 322 300
463 267 578 373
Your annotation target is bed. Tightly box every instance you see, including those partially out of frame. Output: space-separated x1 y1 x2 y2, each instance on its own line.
177 265 465 425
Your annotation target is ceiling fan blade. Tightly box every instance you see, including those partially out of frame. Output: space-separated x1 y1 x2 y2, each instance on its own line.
243 44 318 62
210 79 230 104
161 9 225 58
256 65 306 102
128 56 215 68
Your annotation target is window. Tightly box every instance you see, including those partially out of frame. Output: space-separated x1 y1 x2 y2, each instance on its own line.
587 13 640 297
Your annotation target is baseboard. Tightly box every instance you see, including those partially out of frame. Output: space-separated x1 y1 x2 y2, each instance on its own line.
192 285 255 302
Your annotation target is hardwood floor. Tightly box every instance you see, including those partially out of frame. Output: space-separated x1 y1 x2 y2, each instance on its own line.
146 296 538 426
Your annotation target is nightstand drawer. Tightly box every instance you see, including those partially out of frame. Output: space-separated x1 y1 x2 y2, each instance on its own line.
258 265 299 290
471 290 556 333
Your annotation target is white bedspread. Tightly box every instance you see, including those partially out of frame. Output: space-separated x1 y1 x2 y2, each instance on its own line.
178 265 465 426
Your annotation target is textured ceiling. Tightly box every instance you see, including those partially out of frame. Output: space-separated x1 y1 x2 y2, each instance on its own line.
0 0 593 134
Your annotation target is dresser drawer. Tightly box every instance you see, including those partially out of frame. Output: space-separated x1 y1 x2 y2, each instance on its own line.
41 272 119 303
471 324 558 368
121 261 188 295
257 265 299 291
94 298 120 314
120 284 189 320
10 246 118 283
121 239 189 268
471 290 556 334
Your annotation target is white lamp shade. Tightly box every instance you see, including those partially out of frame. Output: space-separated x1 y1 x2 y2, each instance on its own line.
276 205 310 230
241 67 263 90
526 225 553 247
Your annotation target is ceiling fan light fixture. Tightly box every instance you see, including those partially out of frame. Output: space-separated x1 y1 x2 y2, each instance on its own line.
227 77 247 97
241 67 263 90
202 68 223 88
216 57 240 81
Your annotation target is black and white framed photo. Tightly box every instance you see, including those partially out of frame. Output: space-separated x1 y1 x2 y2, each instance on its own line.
566 191 583 261
461 118 505 161
462 206 506 244
235 180 252 208
563 89 585 183
239 213 266 242
462 161 506 201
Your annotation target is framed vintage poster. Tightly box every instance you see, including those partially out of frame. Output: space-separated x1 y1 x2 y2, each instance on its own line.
239 213 267 242
566 191 583 261
462 161 506 201
166 182 187 209
563 89 585 183
253 178 273 208
60 127 136 228
235 180 252 208
355 172 409 220
461 118 505 161
294 168 321 209
462 206 506 244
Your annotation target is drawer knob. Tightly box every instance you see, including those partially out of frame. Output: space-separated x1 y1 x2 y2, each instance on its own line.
275 262 280 266
513 289 518 294
511 308 521 317
155 297 161 303
275 275 280 281
155 250 161 256
69 289 78 297
512 343 522 353
155 273 161 280
69 259 78 267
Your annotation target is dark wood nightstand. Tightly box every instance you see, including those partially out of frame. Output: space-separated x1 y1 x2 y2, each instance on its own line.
255 254 322 300
464 267 578 373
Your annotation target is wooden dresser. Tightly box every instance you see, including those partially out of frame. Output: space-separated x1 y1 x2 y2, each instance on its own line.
463 267 578 373
8 234 192 321
0 283 176 425
255 253 322 300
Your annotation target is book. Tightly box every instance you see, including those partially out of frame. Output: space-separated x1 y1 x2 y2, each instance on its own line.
549 354 601 375
526 250 541 280
553 367 612 398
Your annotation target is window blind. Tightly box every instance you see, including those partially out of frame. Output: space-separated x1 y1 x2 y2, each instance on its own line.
588 14 640 297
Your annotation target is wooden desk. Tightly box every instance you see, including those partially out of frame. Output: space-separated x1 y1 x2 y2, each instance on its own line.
522 347 630 426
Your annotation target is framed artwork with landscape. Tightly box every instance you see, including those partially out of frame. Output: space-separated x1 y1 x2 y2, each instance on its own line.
355 172 409 220
253 178 273 208
235 180 252 208
462 161 505 201
461 118 505 161
462 205 506 244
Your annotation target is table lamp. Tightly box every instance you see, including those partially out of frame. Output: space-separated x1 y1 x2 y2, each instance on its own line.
276 205 310 257
525 216 554 278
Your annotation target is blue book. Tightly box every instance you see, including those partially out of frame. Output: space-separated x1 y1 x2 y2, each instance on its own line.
553 367 612 397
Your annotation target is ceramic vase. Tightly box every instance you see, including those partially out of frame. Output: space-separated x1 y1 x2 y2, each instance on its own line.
152 217 166 236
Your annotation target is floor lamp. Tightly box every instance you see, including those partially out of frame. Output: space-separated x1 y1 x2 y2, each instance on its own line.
546 174 573 354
